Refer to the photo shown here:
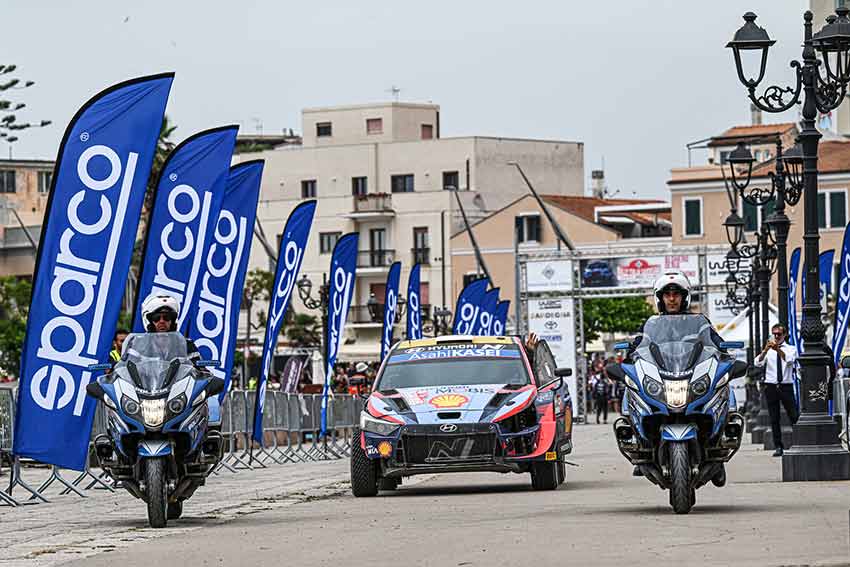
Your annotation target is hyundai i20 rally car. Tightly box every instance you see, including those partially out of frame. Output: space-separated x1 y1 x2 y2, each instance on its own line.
350 335 573 496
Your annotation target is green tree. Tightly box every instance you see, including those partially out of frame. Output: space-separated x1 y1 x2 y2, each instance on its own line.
0 277 32 378
286 313 321 347
582 297 653 344
0 65 51 147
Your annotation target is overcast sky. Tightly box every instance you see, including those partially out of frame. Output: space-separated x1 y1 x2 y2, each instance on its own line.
3 0 810 199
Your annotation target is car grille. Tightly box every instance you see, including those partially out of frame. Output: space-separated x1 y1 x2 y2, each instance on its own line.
398 424 497 465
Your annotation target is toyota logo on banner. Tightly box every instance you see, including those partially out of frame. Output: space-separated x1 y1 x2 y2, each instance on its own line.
439 423 458 433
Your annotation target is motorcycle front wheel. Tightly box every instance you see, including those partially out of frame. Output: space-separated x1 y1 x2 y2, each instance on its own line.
668 442 694 515
145 457 169 528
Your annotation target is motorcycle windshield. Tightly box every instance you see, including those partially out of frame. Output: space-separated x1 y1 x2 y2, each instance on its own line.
635 315 719 376
118 332 191 392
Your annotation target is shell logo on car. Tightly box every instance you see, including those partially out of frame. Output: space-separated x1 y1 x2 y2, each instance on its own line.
429 393 469 409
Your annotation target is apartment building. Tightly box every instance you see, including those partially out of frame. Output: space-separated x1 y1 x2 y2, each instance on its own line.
0 158 54 277
235 102 585 360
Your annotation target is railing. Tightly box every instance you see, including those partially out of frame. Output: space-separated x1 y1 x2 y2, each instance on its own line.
411 247 430 265
349 304 384 324
357 249 395 268
352 193 393 214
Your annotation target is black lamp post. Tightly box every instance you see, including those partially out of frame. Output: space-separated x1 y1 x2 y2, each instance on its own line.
727 9 850 480
296 273 330 374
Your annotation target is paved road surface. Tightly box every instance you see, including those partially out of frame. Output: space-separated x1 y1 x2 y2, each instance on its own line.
5 424 850 566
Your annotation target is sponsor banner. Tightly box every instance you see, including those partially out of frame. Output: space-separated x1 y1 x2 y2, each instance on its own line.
789 247 802 354
820 249 835 313
833 226 850 364
579 255 698 289
475 288 500 336
706 253 753 286
493 300 510 336
707 291 739 329
188 161 262 399
406 263 422 341
14 74 173 469
282 355 307 394
526 297 577 406
133 125 238 333
526 260 573 292
381 262 402 360
452 278 489 335
389 343 519 363
252 201 316 442
321 233 359 435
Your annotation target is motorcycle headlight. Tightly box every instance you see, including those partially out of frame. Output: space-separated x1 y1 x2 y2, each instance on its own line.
167 394 186 415
690 376 710 398
360 412 400 436
715 373 731 389
664 380 689 408
643 378 664 400
121 396 140 416
141 398 166 427
192 389 207 407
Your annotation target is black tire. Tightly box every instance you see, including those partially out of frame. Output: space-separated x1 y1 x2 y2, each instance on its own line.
378 477 399 491
167 500 183 520
530 460 559 491
145 458 168 528
350 427 379 497
668 442 693 515
556 459 566 485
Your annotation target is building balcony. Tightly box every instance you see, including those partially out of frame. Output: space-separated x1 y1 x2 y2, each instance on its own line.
345 193 395 220
411 247 430 265
357 249 395 274
347 303 432 329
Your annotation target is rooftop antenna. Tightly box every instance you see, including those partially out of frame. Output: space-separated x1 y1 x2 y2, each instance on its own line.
386 85 402 101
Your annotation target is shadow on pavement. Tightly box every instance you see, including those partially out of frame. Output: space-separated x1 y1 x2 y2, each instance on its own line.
589 502 796 516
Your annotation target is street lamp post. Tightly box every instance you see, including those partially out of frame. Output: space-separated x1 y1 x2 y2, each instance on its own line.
296 273 330 375
727 9 850 480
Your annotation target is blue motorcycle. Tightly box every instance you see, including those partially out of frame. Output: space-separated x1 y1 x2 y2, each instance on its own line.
606 315 747 514
85 332 225 528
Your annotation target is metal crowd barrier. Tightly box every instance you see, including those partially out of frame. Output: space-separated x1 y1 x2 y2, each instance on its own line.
0 386 360 506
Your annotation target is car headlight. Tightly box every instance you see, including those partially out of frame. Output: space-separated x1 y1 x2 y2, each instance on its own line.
690 376 710 398
141 398 166 427
643 378 664 400
121 396 140 416
360 412 400 436
167 394 186 415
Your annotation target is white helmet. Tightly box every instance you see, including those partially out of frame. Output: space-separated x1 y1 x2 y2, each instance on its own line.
141 294 180 331
653 270 691 313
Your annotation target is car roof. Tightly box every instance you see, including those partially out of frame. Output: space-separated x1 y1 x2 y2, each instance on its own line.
393 335 517 351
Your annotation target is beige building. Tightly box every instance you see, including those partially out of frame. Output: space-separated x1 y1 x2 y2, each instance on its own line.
0 158 54 277
451 193 672 329
235 102 585 359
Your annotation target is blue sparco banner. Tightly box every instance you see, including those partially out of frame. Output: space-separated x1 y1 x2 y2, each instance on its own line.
321 232 358 435
132 125 238 334
189 161 263 399
820 249 835 309
252 200 316 442
452 277 489 335
381 262 401 360
788 247 802 354
834 226 850 365
406 263 422 340
493 300 510 336
475 288 500 335
14 74 173 470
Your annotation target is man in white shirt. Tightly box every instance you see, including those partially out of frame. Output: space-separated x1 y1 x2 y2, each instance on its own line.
754 323 799 456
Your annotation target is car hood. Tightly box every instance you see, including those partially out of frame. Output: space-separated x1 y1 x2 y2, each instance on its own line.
367 383 537 425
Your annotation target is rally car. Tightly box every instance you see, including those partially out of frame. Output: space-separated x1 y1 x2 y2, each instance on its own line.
350 335 573 496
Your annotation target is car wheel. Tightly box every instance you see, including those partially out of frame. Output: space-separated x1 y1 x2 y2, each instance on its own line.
350 427 379 497
556 459 566 485
530 460 559 491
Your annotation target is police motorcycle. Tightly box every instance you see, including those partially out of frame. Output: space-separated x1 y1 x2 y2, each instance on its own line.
606 314 748 514
85 332 225 528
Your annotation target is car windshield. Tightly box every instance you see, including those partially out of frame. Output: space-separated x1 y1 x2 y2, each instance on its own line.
118 332 191 391
377 342 530 390
635 315 719 377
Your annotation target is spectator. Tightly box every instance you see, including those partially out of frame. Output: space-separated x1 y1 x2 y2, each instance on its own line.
590 363 612 424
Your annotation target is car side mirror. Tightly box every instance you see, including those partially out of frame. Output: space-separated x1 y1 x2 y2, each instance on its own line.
554 367 572 378
540 376 563 391
86 381 105 400
87 363 112 372
841 356 850 370
720 341 745 350
206 377 226 396
196 359 220 368
730 360 748 379
605 363 626 382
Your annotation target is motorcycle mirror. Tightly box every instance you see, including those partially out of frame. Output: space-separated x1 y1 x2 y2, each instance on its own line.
605 363 626 382
720 341 745 350
554 367 572 377
206 377 226 396
613 342 630 351
730 360 748 379
85 381 105 399
196 359 221 368
87 363 112 372
841 356 850 370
